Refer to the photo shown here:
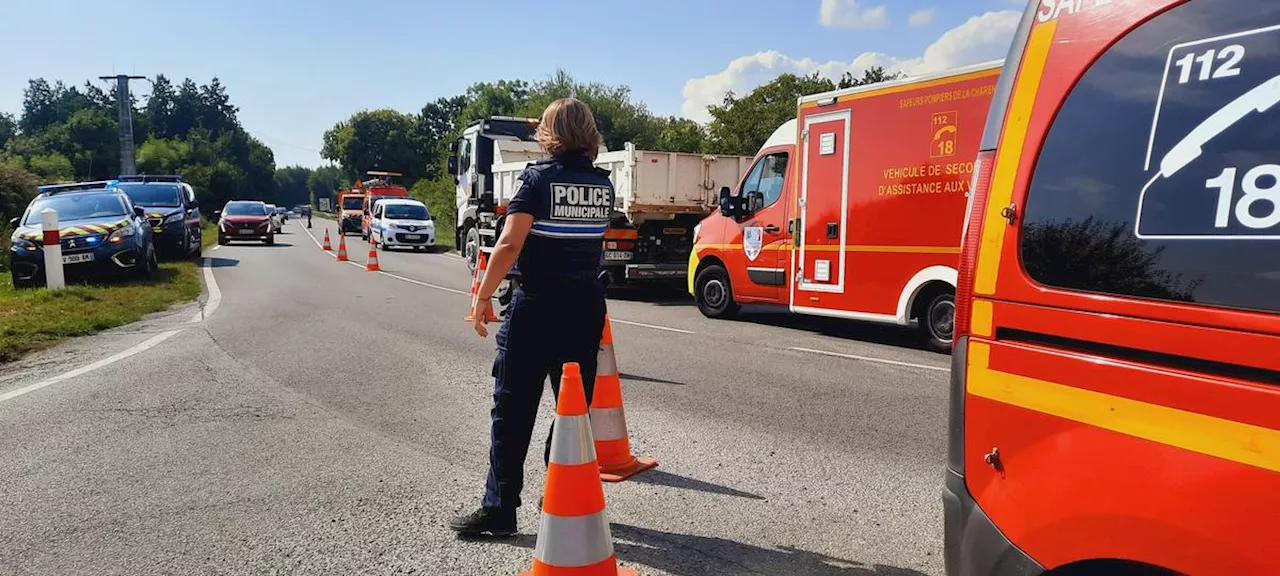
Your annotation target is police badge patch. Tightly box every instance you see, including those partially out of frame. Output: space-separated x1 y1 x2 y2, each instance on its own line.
743 226 763 261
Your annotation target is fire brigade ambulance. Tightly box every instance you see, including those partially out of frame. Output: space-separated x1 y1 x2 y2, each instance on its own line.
946 1 1280 575
689 61 1002 351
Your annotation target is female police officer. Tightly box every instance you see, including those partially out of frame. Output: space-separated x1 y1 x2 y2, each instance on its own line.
451 98 612 537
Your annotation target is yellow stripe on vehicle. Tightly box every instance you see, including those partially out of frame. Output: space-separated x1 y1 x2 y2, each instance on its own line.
967 341 1280 474
973 20 1056 296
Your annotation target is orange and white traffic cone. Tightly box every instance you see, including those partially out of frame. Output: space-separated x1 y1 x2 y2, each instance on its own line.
336 234 348 262
365 244 380 271
322 228 332 251
591 315 657 482
464 250 499 323
519 363 637 576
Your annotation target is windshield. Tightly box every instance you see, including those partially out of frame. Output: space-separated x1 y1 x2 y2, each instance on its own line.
116 183 182 208
384 204 430 220
224 202 267 216
485 119 538 142
342 197 364 210
23 193 128 226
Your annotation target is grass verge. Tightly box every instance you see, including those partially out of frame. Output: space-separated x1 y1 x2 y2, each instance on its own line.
0 222 218 363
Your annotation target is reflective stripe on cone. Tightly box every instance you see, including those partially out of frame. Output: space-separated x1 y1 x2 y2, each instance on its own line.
590 316 658 483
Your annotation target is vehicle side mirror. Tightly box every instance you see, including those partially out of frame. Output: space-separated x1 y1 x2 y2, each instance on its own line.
133 206 146 218
747 191 765 214
189 199 199 210
447 156 458 175
213 210 221 220
718 186 734 217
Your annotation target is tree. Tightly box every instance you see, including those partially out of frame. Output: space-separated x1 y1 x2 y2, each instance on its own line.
0 163 40 272
136 138 190 174
63 108 119 179
308 164 345 208
145 75 177 139
650 116 707 154
27 152 75 182
706 66 901 156
274 166 312 207
516 70 655 152
458 80 530 127
321 109 427 185
0 113 16 152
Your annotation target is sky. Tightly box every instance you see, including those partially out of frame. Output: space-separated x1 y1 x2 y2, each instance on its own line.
0 0 1027 168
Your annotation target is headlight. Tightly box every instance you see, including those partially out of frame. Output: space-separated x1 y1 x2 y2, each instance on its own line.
162 213 184 225
108 226 136 244
11 237 37 251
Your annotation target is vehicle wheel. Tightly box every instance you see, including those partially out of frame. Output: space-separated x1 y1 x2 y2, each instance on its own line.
11 270 35 289
464 226 481 271
264 234 275 246
138 246 157 280
694 264 740 319
919 291 956 353
217 233 228 246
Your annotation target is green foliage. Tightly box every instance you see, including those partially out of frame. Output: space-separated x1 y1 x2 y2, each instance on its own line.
706 66 901 155
0 113 15 151
273 165 311 207
27 152 74 182
321 109 426 185
5 74 277 210
410 176 456 245
0 163 40 272
308 165 345 208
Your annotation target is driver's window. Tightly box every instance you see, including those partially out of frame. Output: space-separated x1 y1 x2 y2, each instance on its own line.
459 139 473 173
738 158 767 197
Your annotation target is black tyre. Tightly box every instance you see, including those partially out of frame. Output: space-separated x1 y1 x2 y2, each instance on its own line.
11 270 36 289
919 291 956 353
217 233 228 246
137 246 157 280
464 226 481 272
264 234 274 246
694 264 740 319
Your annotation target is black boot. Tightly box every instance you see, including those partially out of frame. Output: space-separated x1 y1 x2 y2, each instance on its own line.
450 507 516 537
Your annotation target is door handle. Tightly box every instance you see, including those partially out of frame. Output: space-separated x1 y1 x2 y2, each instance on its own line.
763 224 780 233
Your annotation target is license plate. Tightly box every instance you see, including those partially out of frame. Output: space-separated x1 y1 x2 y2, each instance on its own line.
604 251 632 262
403 234 421 240
237 229 256 235
62 253 94 264
663 227 686 235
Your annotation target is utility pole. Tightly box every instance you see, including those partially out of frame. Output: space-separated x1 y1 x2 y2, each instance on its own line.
99 75 148 175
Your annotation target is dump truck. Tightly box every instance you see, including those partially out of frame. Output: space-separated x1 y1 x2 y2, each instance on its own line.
448 116 753 287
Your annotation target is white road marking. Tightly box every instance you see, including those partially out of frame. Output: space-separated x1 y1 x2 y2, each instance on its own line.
188 257 223 324
790 346 949 373
296 223 686 333
376 271 470 295
0 330 181 404
611 319 695 335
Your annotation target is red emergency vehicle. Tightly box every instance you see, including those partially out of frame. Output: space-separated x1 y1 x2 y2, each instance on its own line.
358 171 410 240
946 1 1280 575
689 61 1001 350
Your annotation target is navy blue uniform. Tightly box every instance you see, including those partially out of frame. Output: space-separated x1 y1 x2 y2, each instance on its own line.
482 153 613 511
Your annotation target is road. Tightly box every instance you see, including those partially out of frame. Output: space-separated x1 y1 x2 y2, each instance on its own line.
0 220 952 576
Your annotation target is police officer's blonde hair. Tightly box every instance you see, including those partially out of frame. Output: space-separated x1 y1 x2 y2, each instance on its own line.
537 98 602 160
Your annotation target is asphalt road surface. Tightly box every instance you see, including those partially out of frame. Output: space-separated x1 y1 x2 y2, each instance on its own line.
0 220 953 576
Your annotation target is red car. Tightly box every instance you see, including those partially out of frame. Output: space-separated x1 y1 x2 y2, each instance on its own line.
216 201 274 246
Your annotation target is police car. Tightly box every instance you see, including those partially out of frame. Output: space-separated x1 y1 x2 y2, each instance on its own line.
8 181 158 289
114 175 203 259
368 198 436 251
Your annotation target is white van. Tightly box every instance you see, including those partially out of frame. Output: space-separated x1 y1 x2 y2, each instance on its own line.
369 198 435 251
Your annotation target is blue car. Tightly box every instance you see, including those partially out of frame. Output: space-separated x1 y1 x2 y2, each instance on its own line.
7 182 158 288
115 175 203 259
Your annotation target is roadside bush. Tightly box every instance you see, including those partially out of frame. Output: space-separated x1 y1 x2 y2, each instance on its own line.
0 163 39 272
410 176 457 247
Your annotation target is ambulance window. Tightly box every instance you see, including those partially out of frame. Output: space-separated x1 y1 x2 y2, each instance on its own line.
741 152 788 210
1019 0 1280 315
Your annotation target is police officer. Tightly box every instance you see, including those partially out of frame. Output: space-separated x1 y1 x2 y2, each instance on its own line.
451 98 612 537
303 204 312 228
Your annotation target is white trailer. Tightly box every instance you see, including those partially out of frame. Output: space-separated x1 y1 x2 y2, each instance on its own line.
450 117 752 286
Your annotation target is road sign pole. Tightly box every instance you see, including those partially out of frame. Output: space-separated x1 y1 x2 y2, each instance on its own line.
40 208 65 290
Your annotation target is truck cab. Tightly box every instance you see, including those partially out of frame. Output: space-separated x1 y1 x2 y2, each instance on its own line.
337 192 366 236
448 116 541 269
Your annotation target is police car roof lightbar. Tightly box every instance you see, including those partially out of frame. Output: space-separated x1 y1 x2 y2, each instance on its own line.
117 174 184 183
37 180 120 195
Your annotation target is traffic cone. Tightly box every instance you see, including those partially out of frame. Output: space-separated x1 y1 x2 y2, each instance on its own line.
365 244 380 271
322 228 332 251
520 363 637 576
336 234 348 262
591 315 658 482
464 250 499 323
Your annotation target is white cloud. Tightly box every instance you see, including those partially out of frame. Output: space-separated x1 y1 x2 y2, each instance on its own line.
681 10 1020 122
908 8 936 27
819 0 889 29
